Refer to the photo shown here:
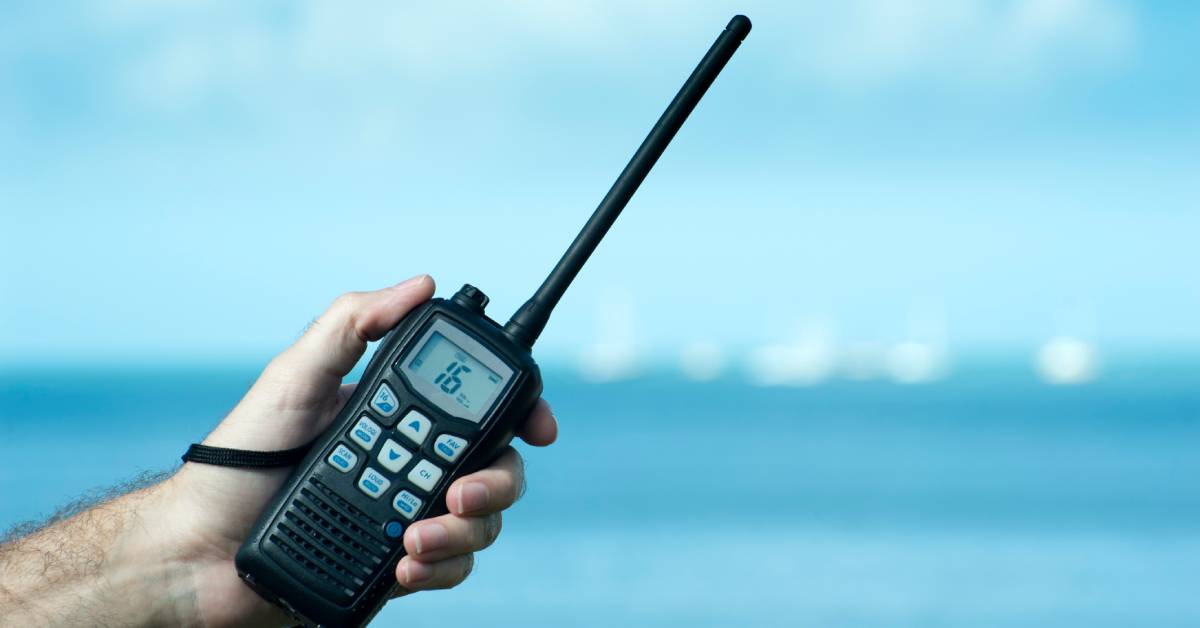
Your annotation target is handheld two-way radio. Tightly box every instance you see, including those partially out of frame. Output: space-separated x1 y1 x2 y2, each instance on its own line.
235 15 751 627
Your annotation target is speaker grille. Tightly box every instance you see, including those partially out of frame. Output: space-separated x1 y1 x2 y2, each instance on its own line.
266 533 357 602
266 478 393 602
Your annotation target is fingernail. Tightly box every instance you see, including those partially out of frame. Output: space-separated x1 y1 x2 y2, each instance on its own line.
402 559 433 585
457 482 490 514
414 522 448 555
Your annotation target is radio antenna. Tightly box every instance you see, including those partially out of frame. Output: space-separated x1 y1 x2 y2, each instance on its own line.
502 15 751 348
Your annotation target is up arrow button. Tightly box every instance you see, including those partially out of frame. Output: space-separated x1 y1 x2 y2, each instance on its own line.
397 410 431 446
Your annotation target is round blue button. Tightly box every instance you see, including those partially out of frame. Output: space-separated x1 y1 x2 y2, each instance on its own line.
384 520 404 539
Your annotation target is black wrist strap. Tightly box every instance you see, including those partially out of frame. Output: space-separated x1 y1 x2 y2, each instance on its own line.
181 442 314 468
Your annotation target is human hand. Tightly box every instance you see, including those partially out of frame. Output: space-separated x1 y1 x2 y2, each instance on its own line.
165 275 558 626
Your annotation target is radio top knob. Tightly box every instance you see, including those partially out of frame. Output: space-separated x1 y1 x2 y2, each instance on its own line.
452 284 489 313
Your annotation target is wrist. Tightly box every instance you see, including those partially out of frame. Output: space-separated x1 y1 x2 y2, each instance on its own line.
152 469 294 628
0 478 199 627
97 479 203 626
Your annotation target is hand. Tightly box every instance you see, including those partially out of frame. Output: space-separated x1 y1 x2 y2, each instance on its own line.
165 275 557 626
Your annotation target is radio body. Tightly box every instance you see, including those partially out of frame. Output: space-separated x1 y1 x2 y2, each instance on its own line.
234 14 751 627
236 290 540 625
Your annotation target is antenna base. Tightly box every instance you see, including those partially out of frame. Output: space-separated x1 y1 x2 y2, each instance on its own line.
502 299 545 350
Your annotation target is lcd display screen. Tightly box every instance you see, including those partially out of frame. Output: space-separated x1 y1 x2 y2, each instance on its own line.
406 331 504 419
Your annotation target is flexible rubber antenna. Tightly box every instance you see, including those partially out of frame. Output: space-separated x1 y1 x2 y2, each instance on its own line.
503 15 752 348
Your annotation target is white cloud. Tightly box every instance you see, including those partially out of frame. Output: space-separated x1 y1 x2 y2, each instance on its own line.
746 341 836 387
886 340 946 384
679 340 726 381
1035 336 1098 384
576 288 639 382
95 1 648 112
79 0 1138 118
788 0 1134 89
745 321 838 386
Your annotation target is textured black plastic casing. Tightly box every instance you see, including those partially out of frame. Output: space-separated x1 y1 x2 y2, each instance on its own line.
234 296 542 627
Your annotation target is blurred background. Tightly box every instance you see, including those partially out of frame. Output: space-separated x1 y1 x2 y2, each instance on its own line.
2 1 1198 626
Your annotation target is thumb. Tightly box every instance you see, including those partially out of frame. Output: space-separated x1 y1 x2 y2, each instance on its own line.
271 275 436 388
188 276 434 478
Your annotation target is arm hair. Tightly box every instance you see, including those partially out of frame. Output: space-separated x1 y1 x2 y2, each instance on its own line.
0 471 181 626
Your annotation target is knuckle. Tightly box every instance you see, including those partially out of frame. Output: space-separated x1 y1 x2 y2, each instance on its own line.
480 513 503 547
330 291 363 314
514 466 528 503
327 291 369 340
337 382 359 404
505 448 527 502
512 449 526 475
460 554 476 582
515 472 528 502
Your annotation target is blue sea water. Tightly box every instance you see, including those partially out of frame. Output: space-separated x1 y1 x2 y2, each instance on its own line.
2 361 1198 626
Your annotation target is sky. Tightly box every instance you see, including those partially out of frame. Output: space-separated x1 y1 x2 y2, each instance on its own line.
1 0 1198 371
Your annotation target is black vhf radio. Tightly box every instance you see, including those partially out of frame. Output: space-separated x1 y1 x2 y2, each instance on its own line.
235 15 751 627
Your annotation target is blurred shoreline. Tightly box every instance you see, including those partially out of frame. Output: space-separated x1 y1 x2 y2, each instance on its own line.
3 362 1198 626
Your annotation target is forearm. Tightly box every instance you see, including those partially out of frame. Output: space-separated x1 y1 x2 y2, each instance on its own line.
0 480 195 627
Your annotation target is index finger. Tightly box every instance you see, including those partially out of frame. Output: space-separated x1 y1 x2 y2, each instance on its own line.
517 399 557 447
447 447 524 516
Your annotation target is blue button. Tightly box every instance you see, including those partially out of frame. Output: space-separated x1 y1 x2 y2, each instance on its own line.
384 520 404 539
370 383 400 418
433 434 468 463
349 416 382 451
356 468 391 499
392 490 423 520
326 444 358 473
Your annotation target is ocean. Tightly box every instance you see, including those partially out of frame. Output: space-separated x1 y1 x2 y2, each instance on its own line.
2 361 1198 626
